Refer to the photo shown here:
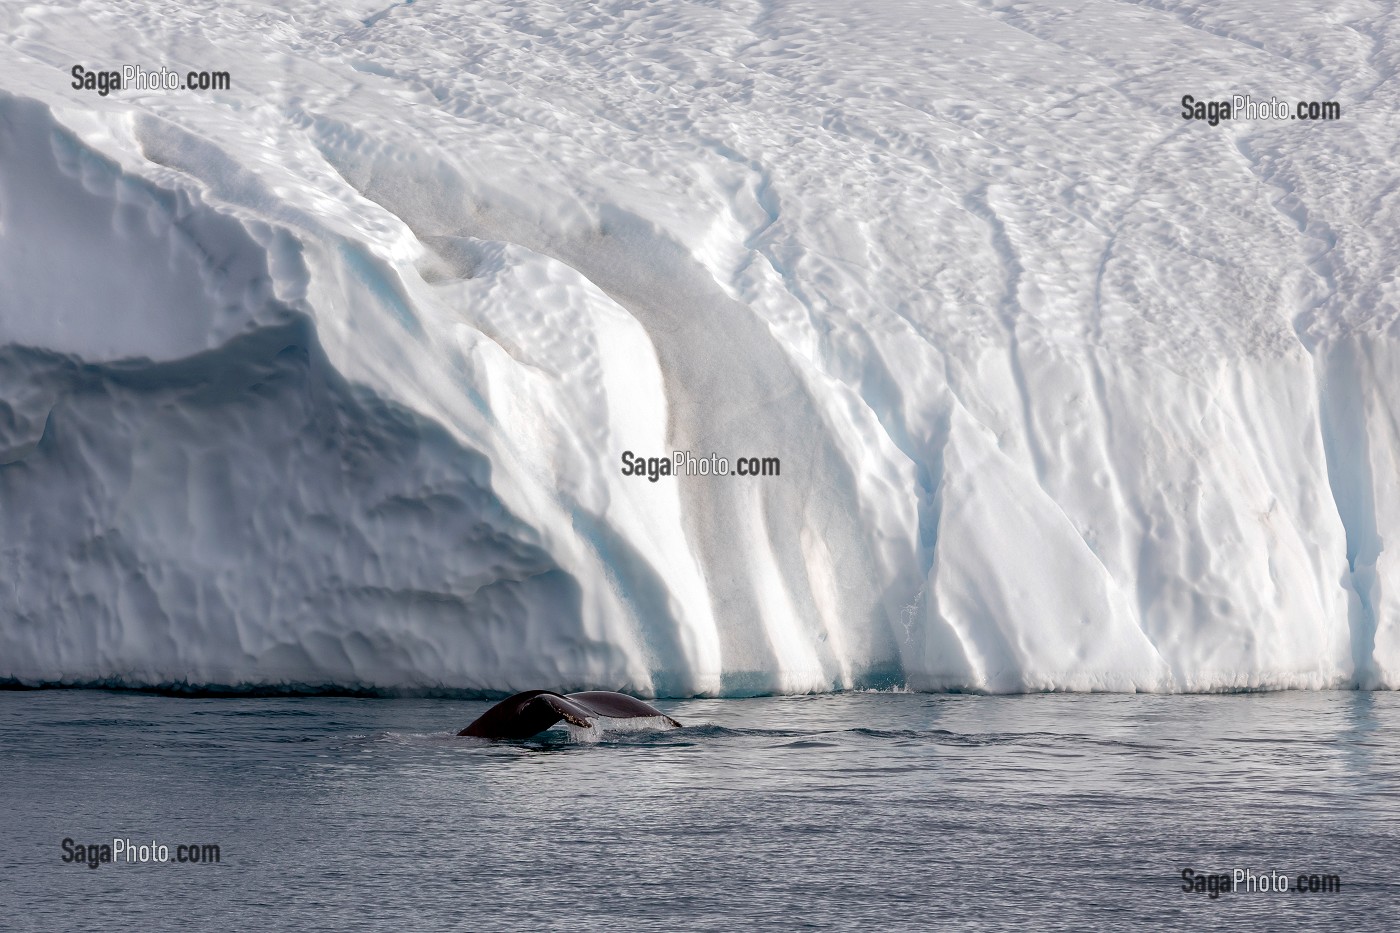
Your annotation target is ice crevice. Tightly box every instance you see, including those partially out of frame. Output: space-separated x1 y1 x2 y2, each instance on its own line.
1234 123 1389 688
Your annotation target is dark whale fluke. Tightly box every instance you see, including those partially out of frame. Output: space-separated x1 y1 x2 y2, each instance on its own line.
458 690 682 739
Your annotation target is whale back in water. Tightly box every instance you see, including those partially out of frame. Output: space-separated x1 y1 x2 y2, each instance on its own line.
458 690 682 739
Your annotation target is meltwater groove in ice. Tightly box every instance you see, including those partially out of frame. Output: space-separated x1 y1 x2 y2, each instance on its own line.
0 0 1397 694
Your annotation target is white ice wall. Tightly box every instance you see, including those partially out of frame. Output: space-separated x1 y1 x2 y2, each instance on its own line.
0 0 1395 693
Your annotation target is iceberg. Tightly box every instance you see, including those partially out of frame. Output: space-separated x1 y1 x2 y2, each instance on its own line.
0 0 1394 693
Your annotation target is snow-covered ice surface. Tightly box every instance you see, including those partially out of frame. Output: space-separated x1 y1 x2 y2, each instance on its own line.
1 0 1397 695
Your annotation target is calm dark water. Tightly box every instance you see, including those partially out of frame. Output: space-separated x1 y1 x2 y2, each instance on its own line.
2 690 1397 930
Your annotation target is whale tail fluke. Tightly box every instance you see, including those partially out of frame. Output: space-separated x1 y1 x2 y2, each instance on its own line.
458 690 681 739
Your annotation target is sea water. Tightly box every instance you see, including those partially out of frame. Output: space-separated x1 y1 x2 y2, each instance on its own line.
3 690 1397 930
